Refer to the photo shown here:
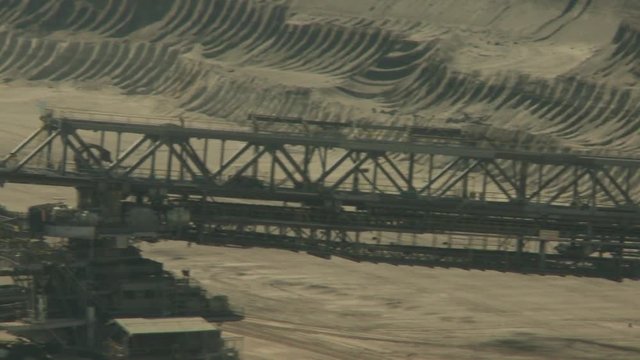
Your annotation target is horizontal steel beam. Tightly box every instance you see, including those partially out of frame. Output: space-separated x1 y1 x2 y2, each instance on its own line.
184 200 640 240
191 230 640 280
40 116 640 168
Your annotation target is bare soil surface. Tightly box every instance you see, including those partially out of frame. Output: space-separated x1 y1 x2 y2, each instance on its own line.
140 241 640 360
1 1 640 358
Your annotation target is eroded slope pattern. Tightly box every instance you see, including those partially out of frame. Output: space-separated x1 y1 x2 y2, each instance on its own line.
1 0 640 151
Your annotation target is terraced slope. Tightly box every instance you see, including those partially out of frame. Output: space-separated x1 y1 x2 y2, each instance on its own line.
0 1 637 155
2 2 640 359
1 0 640 153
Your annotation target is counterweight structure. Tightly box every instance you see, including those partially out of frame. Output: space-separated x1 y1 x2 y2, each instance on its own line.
1 110 639 279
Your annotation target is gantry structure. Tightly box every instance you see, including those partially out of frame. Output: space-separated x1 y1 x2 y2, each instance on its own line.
1 110 639 278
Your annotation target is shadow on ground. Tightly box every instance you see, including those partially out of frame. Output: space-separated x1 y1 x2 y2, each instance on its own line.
479 332 640 359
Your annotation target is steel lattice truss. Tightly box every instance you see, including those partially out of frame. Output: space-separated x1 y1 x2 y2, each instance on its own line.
4 113 640 206
1 112 640 278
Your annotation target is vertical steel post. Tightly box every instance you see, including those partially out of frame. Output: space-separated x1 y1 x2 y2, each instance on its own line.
427 154 434 196
573 166 579 204
481 169 488 200
539 240 546 270
45 128 53 168
591 169 597 207
462 173 468 198
408 153 415 193
318 148 327 186
116 132 122 158
252 145 259 178
166 142 173 181
303 146 311 183
516 235 524 262
179 145 185 181
60 134 68 175
352 152 360 192
518 162 528 200
372 155 378 192
270 150 276 190
150 150 156 179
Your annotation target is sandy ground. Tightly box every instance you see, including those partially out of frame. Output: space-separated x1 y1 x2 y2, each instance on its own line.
1 85 638 360
1 1 640 359
140 241 640 360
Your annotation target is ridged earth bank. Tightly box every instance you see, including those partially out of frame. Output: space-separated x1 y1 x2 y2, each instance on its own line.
2 2 640 360
2 0 640 151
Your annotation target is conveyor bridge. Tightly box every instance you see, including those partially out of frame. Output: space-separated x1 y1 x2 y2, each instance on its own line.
1 110 639 279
